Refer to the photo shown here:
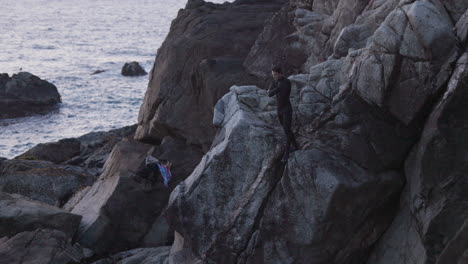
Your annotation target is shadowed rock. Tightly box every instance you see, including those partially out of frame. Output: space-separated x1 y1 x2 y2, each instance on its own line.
121 62 147 76
15 124 137 176
367 52 468 264
0 229 83 264
0 72 61 119
0 192 82 238
0 159 95 207
134 0 285 151
70 138 170 255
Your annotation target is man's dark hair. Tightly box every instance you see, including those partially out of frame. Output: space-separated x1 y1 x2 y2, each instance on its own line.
272 66 282 74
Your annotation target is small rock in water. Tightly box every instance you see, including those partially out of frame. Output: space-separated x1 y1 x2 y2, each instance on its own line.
121 61 147 76
0 72 61 119
90 69 106 75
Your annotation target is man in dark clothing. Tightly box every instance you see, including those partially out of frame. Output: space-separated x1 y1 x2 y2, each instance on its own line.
267 66 299 162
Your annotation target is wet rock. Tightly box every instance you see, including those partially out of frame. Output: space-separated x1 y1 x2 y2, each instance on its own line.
0 72 61 119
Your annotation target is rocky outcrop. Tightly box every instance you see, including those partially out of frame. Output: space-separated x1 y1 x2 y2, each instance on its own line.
0 72 61 119
69 138 172 255
165 85 405 263
121 62 147 76
134 0 286 151
0 229 83 264
0 192 84 264
367 52 468 264
1 0 465 263
0 159 95 207
154 0 467 263
0 192 81 238
15 124 137 176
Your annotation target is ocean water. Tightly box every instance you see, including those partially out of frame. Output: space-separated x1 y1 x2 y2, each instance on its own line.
0 0 232 159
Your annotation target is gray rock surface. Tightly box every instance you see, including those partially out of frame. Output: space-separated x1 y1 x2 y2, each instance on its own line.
367 52 468 264
70 138 170 255
0 159 95 207
166 86 404 263
2 0 466 263
0 72 61 119
0 192 81 238
0 229 83 264
16 124 137 176
91 246 170 264
121 61 147 76
134 0 285 151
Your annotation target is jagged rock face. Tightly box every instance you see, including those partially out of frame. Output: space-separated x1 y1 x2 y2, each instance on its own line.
156 0 468 263
0 72 61 119
243 3 306 81
354 0 460 126
134 0 285 151
367 53 468 264
245 0 401 78
165 86 404 263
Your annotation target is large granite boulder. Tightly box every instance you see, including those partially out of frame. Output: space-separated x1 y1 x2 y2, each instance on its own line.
165 86 404 263
70 138 170 255
134 0 285 151
0 72 61 119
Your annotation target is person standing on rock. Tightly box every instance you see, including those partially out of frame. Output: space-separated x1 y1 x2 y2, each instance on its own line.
267 66 299 162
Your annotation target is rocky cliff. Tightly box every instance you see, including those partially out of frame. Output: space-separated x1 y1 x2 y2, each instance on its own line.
0 0 466 263
146 0 467 263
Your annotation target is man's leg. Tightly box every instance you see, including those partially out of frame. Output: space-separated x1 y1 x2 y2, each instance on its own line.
282 108 298 151
280 110 291 162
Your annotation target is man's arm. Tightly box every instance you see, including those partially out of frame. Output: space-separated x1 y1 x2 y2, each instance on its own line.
267 81 279 97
